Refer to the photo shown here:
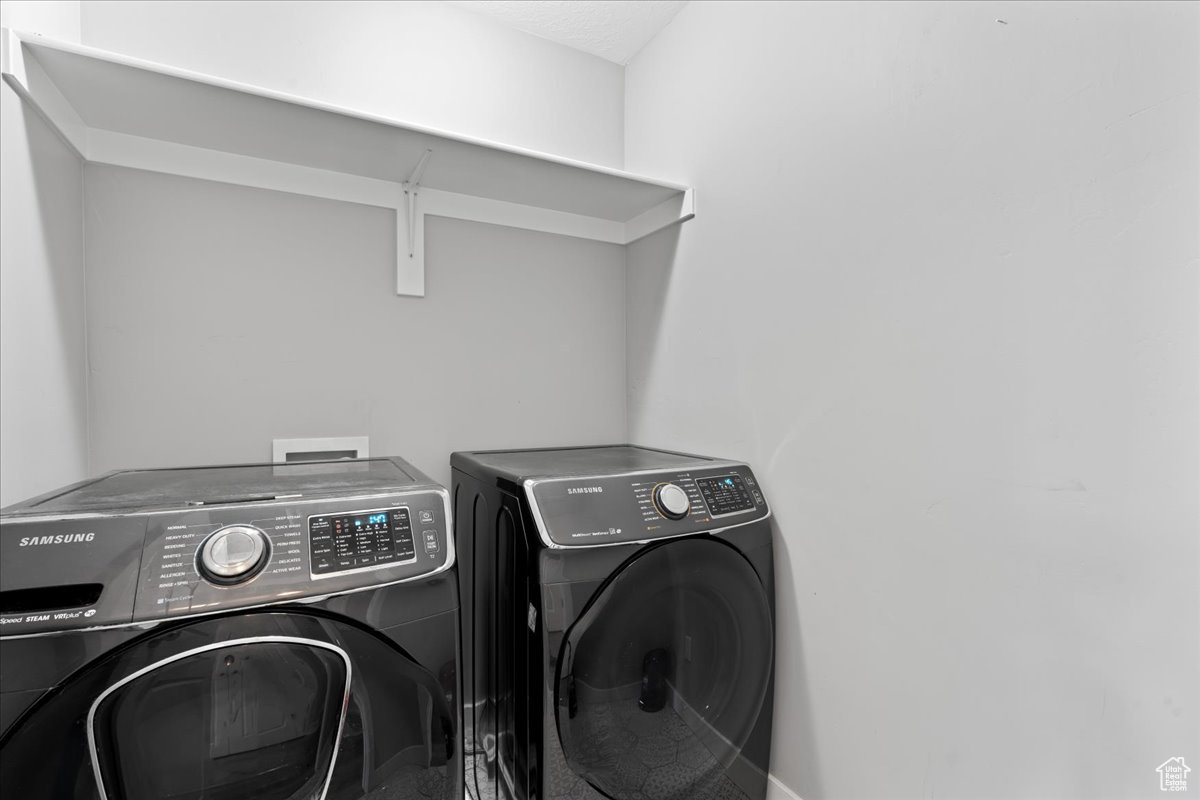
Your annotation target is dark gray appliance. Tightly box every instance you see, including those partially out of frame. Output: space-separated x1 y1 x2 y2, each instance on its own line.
453 445 775 800
0 457 460 800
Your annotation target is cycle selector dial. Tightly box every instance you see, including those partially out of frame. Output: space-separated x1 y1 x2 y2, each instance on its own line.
653 483 692 520
198 525 269 584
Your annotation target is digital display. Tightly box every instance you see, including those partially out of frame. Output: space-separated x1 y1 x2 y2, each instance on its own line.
308 507 416 575
696 474 756 516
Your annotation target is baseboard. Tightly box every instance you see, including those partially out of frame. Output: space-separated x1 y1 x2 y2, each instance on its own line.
767 773 804 800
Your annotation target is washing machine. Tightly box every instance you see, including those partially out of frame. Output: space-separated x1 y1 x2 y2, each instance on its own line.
453 445 774 800
0 457 460 800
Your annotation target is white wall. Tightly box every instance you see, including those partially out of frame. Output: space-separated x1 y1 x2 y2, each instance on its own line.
84 166 627 487
625 2 1199 798
0 0 80 41
0 1 86 507
80 0 624 168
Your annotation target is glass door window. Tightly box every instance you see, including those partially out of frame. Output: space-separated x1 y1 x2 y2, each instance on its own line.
555 538 773 800
0 612 455 800
90 638 349 800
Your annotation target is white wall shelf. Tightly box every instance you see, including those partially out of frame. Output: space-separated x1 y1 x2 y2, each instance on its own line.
0 28 694 296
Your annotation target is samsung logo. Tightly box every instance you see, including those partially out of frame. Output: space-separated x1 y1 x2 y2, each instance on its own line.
17 533 95 547
567 487 604 495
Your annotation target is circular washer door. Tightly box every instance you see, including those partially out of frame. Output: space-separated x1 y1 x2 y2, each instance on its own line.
555 537 773 800
0 611 455 800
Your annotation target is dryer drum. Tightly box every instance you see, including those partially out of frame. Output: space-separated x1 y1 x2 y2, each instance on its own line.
555 537 773 800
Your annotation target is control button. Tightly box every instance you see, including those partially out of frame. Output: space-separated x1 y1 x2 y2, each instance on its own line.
653 483 691 520
198 525 269 584
418 509 435 525
423 530 440 552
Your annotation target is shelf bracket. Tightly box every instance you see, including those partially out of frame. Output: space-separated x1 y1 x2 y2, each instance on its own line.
397 149 433 297
402 149 432 258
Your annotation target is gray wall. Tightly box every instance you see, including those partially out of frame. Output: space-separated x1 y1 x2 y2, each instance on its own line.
625 2 1199 798
0 77 87 507
3 0 633 504
70 0 631 491
84 165 627 486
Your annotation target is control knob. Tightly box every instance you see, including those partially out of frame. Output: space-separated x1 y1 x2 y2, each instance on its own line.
653 483 691 520
198 525 269 584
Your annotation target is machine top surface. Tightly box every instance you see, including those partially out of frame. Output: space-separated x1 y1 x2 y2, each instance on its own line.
451 445 725 482
2 457 433 517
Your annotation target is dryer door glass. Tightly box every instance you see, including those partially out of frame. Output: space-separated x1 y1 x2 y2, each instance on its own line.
554 537 773 800
0 612 456 800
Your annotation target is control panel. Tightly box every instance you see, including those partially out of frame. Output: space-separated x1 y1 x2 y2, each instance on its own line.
308 507 417 576
125 491 450 624
527 464 767 548
695 474 757 516
0 491 447 638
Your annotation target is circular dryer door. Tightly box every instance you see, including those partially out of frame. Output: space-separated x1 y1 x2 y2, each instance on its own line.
0 612 455 800
554 537 773 800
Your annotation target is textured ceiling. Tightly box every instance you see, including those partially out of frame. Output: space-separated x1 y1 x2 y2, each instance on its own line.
446 1 688 65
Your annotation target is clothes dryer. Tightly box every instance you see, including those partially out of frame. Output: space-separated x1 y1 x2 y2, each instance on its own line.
453 445 774 800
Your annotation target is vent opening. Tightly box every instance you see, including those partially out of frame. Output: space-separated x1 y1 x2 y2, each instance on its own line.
286 449 359 462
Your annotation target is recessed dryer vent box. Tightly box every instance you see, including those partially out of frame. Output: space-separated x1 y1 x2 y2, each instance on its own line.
272 436 370 463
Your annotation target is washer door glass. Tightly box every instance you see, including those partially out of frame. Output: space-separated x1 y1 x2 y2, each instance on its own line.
90 638 348 800
0 612 455 800
554 537 773 800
